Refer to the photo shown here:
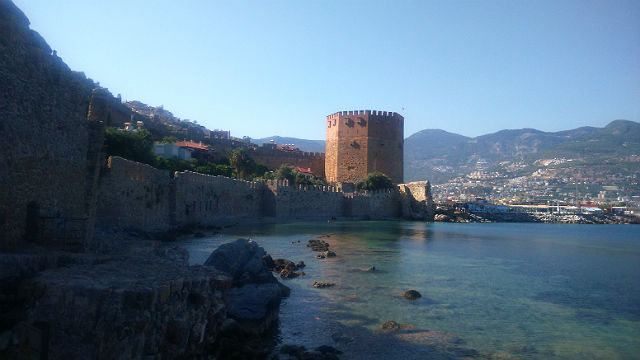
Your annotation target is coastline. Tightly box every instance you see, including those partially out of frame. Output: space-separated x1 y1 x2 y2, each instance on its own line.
434 210 639 225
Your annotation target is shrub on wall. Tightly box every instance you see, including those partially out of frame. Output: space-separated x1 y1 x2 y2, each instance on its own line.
261 164 327 186
355 172 394 192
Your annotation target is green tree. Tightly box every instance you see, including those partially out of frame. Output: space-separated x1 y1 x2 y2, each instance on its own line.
103 127 155 164
159 136 178 144
230 148 255 179
355 172 394 192
252 163 270 178
275 164 296 184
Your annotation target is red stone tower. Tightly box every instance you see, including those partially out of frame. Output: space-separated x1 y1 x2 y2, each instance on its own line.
325 110 404 184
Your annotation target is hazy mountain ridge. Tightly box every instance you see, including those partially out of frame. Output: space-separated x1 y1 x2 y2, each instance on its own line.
405 120 640 183
254 120 639 184
251 136 326 153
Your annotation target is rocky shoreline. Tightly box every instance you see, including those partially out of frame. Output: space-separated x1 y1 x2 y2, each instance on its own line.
434 210 639 224
0 235 288 359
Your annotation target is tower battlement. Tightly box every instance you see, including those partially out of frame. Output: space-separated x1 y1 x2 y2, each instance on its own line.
327 110 402 118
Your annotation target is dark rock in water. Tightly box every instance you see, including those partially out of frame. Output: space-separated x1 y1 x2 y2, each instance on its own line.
280 344 307 356
280 268 304 279
295 261 306 268
307 239 330 252
205 238 290 341
281 344 342 360
316 345 343 355
313 281 335 288
226 282 288 335
314 251 336 260
403 290 422 300
381 320 400 331
262 254 275 269
272 258 297 272
270 258 305 279
204 238 275 286
348 266 375 272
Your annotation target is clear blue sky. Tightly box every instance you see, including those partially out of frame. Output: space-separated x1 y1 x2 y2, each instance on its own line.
14 0 640 140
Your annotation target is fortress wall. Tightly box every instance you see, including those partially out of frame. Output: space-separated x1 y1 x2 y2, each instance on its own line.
96 157 173 232
400 181 429 202
273 184 343 219
174 171 265 226
252 149 325 179
94 158 429 232
0 1 103 249
350 190 401 219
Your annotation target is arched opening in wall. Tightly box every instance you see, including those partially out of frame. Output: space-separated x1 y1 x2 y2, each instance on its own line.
24 201 40 243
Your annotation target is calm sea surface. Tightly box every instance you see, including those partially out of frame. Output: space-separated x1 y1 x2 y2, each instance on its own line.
181 222 640 359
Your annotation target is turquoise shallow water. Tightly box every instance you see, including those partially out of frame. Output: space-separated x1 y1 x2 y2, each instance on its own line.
182 221 640 359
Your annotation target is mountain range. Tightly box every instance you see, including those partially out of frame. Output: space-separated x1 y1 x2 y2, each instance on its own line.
253 120 640 183
251 136 326 153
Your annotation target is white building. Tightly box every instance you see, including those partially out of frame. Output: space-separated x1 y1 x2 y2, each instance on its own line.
153 143 192 161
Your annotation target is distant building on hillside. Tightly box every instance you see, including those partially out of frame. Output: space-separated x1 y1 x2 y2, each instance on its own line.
153 143 192 161
295 166 315 179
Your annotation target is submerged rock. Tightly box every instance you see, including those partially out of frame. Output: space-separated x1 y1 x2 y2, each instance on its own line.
280 268 305 279
313 281 335 288
348 266 375 272
381 320 400 331
403 290 422 300
281 344 342 360
307 239 330 252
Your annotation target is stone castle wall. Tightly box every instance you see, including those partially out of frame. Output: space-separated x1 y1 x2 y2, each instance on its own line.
95 157 431 233
325 110 404 184
350 190 401 219
252 147 326 179
0 1 103 250
174 172 265 226
96 157 174 233
269 182 344 219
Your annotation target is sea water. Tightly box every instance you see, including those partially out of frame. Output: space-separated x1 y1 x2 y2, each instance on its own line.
181 221 640 359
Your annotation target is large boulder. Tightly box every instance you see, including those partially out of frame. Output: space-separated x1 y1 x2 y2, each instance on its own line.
226 283 285 336
204 239 275 287
205 239 290 339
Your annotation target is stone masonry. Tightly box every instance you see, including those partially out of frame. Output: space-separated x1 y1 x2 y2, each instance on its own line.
325 110 404 184
96 157 430 234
